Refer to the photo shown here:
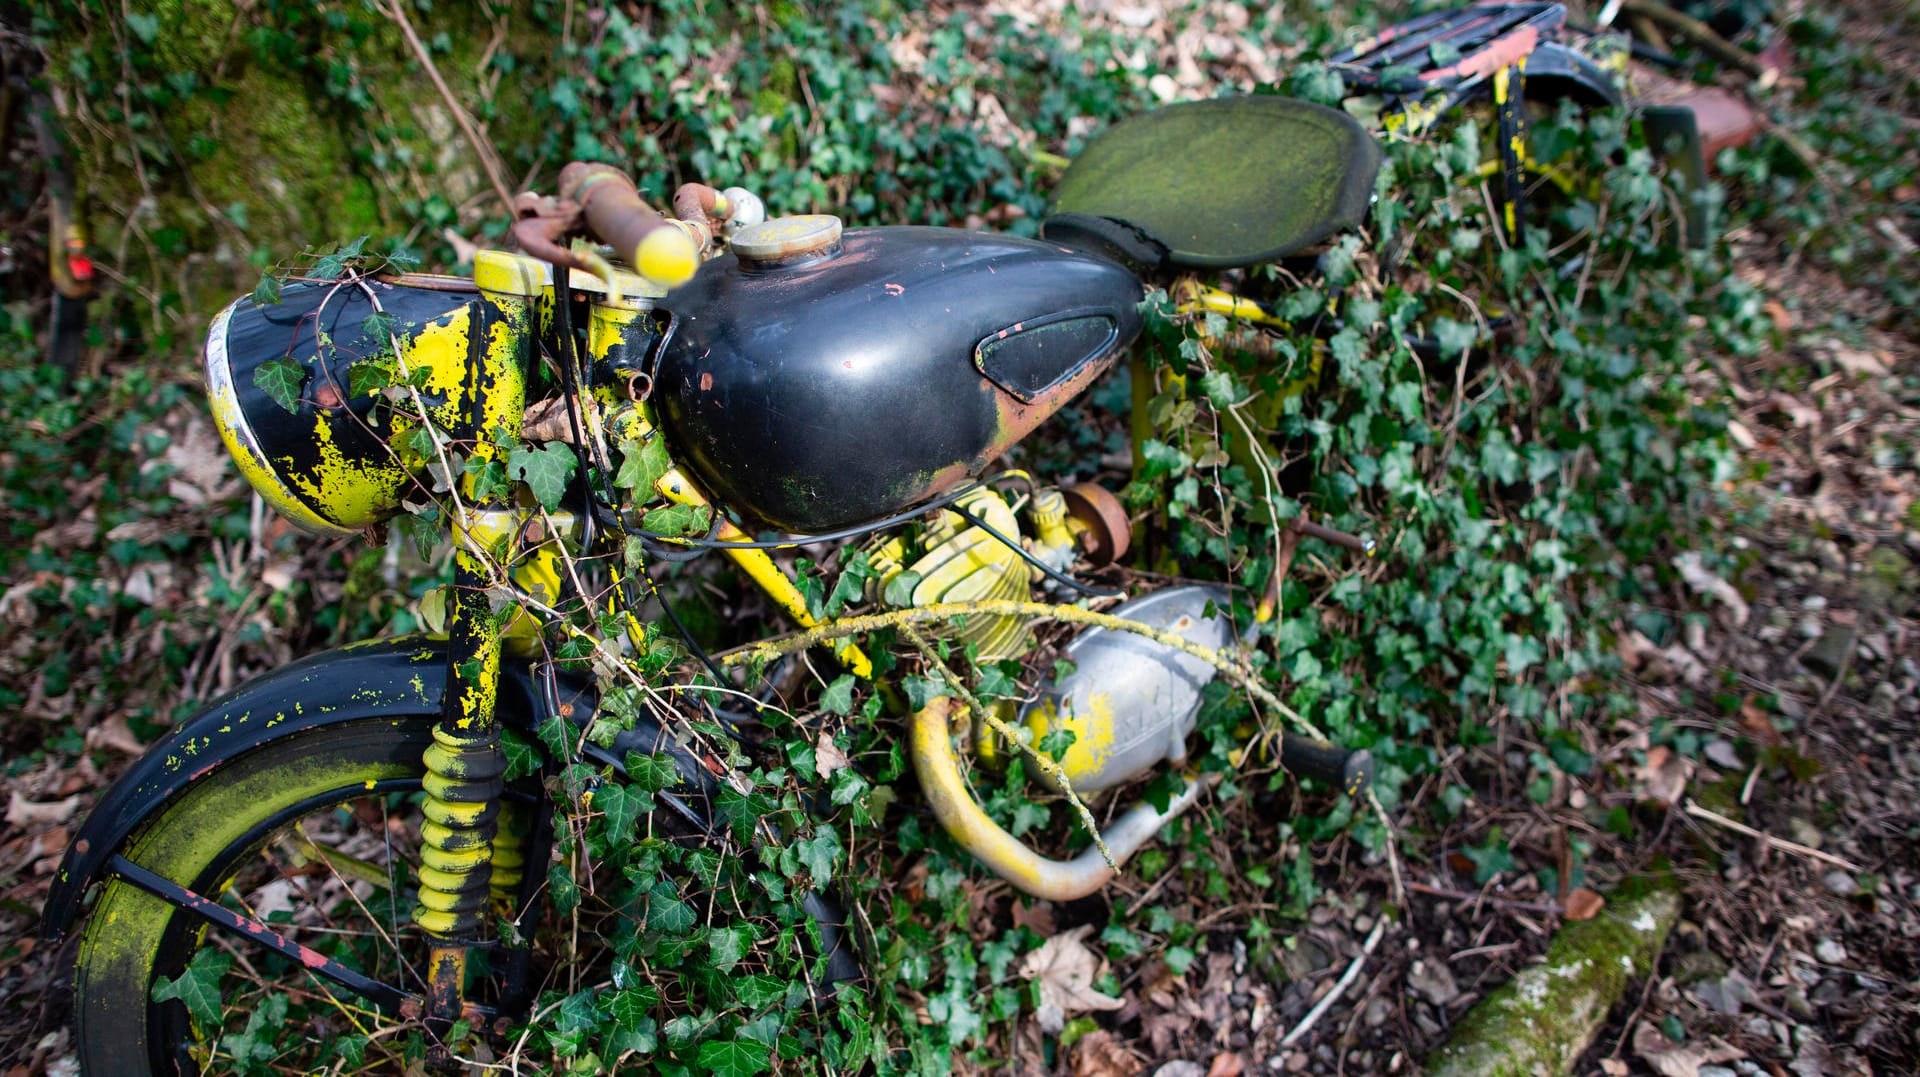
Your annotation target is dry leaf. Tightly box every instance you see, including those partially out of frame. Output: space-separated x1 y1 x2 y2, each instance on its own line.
85 714 147 755
1763 300 1792 333
1071 1029 1145 1077
1010 899 1057 937
1564 887 1605 921
1205 1052 1244 1077
1599 1059 1630 1076
1673 551 1750 626
1637 745 1693 807
1632 1023 1745 1077
521 397 580 444
1021 924 1126 1033
814 731 851 777
6 791 82 829
1827 346 1889 377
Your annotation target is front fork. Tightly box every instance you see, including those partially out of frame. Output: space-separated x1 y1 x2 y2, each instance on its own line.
416 252 541 1048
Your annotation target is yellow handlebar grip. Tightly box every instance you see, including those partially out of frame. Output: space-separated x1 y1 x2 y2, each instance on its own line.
635 227 698 289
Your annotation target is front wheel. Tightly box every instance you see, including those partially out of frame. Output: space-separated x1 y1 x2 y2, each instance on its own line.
73 717 543 1075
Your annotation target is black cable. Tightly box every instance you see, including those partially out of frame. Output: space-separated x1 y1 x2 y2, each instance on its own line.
614 481 989 550
545 263 606 552
945 502 1127 599
618 557 755 730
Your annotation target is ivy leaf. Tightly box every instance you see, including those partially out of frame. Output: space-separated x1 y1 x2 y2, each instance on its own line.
501 728 542 781
695 1038 771 1077
730 974 790 1008
704 925 752 971
508 442 578 510
596 781 650 843
819 674 856 716
605 989 659 1055
645 879 696 935
347 358 395 399
974 662 1019 699
1139 438 1189 481
1433 317 1478 359
793 824 842 887
361 310 396 343
151 948 232 1028
394 508 440 561
1198 368 1242 409
251 273 283 307
125 12 160 43
882 570 922 608
615 437 672 495
1463 827 1515 883
254 356 306 414
549 861 580 915
640 503 712 538
624 751 682 793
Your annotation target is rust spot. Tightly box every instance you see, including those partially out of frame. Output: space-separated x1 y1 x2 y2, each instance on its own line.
698 372 714 392
314 383 344 409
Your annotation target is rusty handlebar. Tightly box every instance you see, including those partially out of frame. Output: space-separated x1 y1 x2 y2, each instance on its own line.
510 163 699 291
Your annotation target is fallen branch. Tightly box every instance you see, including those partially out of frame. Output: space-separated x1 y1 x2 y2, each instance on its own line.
1408 881 1568 917
1282 918 1389 1047
1685 801 1863 873
1619 0 1767 78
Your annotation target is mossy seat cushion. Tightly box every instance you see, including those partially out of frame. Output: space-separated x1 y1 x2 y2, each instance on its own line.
1048 95 1382 269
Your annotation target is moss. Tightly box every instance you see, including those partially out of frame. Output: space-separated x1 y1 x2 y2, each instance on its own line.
755 58 802 117
48 3 557 316
1426 882 1681 1077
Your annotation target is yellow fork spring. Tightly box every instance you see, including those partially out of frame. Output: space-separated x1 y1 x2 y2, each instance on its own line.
414 724 508 938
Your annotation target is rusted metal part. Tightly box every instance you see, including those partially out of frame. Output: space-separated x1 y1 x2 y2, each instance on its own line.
1295 518 1376 556
107 854 412 1012
1061 482 1131 565
509 192 590 274
671 181 727 253
556 162 694 285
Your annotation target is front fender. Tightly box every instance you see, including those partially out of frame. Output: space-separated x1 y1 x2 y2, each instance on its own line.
41 638 711 941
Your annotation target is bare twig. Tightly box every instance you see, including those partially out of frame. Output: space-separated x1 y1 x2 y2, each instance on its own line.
1408 881 1568 916
382 0 518 220
1282 918 1389 1047
1620 0 1767 77
1685 801 1863 873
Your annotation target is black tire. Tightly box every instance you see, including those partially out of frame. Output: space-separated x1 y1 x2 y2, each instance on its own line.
73 717 539 1075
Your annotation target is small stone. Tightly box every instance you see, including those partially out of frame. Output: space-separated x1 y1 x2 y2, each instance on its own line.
1801 626 1857 675
1815 938 1848 964
1366 997 1393 1028
1407 959 1461 1007
1788 818 1824 850
1823 871 1858 896
1285 1051 1310 1072
1699 1067 1739 1077
1154 1062 1204 1077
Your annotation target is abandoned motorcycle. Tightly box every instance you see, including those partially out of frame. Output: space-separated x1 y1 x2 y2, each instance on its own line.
42 100 1393 1073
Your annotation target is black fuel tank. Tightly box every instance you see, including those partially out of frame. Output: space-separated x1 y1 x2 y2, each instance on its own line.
652 226 1143 534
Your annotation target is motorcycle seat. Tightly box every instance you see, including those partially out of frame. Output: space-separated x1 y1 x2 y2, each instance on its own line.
1044 95 1382 272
